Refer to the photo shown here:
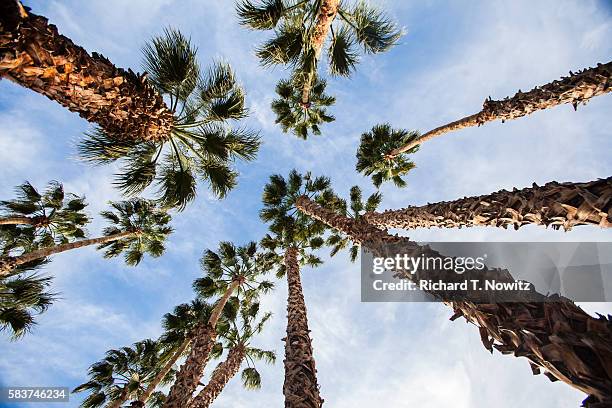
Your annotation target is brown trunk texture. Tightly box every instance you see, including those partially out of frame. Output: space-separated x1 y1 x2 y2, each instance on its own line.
0 216 46 226
0 2 174 141
138 337 191 404
163 323 217 408
301 0 340 104
107 386 129 408
189 345 247 408
0 230 135 278
296 195 612 407
364 177 612 231
283 247 323 408
389 61 612 156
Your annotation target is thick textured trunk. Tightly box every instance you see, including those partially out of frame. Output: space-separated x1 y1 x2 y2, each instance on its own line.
388 61 612 156
138 337 191 405
0 231 135 278
364 177 612 231
0 216 46 226
163 280 240 408
0 2 174 141
301 0 340 104
108 386 130 408
189 345 247 408
283 247 323 408
296 195 612 407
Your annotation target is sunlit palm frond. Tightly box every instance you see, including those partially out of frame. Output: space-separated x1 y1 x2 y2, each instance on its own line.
236 0 286 30
340 2 403 54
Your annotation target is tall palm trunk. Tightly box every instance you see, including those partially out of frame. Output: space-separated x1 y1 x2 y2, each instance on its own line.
301 0 340 105
0 230 136 278
0 1 173 141
296 195 612 407
0 216 46 226
388 61 612 157
364 177 612 231
163 280 240 408
137 337 192 405
189 345 247 408
283 246 323 408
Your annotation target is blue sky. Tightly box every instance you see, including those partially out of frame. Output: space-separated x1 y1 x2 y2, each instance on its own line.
1 0 611 407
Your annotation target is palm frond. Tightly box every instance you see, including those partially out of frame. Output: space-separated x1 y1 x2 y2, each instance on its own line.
341 2 403 54
236 0 286 30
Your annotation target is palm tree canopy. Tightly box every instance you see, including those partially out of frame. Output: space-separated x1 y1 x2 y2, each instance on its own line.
73 339 164 408
193 241 274 306
78 28 260 211
355 124 418 188
238 0 402 69
326 185 382 262
0 181 89 250
0 265 55 340
219 300 275 390
259 170 335 278
271 76 335 139
97 199 173 266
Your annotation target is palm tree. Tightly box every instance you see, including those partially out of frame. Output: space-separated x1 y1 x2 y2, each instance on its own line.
363 177 612 231
0 263 55 339
79 29 261 210
73 339 165 408
0 199 172 278
260 170 333 408
0 1 173 142
355 124 418 188
237 0 402 136
134 300 223 407
1 5 260 210
0 181 89 248
326 185 382 261
357 62 612 185
295 187 612 407
271 76 335 139
189 301 276 408
163 242 273 408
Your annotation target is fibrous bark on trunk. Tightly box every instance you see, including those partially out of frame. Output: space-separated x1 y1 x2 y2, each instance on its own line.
0 2 174 142
296 195 612 407
189 345 247 408
107 386 130 408
163 280 240 408
364 177 612 231
138 337 191 405
301 0 340 105
0 230 136 278
0 215 46 226
163 323 217 408
388 61 612 156
283 247 323 408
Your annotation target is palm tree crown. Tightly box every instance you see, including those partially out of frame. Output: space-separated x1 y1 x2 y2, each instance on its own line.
237 0 403 137
73 339 164 408
356 124 418 188
0 181 89 250
78 28 260 210
326 185 382 261
259 170 334 274
271 76 335 139
0 265 55 339
194 241 274 305
98 199 173 266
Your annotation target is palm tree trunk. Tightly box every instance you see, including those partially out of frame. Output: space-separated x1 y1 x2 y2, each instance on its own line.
138 337 191 405
108 386 130 408
295 195 612 407
163 280 240 408
364 177 612 231
283 246 323 408
189 345 247 408
0 1 173 142
0 231 135 278
0 216 43 226
301 0 340 105
388 61 612 157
